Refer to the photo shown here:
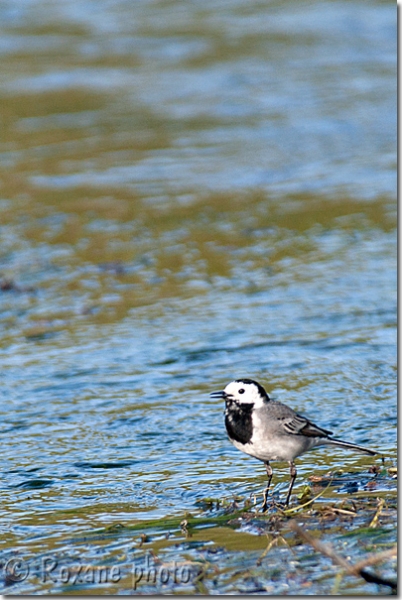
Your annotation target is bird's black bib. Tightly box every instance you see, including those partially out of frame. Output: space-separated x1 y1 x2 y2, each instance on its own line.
225 401 254 445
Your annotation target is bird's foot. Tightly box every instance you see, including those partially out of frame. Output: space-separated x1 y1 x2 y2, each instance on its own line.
261 488 270 513
261 496 291 513
260 494 282 513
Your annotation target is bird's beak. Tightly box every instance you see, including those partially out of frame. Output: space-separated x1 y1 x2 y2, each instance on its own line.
210 390 227 399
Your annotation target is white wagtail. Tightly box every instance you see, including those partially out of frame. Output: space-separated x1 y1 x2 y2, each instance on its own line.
211 379 378 510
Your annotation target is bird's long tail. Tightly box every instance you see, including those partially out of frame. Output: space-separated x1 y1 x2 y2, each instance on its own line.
325 437 377 456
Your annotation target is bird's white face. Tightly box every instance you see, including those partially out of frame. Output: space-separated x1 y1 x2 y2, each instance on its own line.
223 380 268 408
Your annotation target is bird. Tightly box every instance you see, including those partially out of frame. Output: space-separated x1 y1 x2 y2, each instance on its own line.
210 378 378 510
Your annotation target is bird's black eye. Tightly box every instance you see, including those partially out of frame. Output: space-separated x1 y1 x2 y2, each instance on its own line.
238 388 245 394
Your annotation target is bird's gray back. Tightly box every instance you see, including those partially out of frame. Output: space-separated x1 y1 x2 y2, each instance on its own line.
258 399 298 424
256 396 330 439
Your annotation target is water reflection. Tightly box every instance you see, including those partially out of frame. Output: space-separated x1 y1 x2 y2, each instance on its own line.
0 0 396 594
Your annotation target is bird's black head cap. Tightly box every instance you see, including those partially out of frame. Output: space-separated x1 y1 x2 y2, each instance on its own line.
235 378 270 401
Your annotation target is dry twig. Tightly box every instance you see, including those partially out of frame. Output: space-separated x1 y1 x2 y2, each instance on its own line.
369 498 385 528
257 534 289 566
282 477 334 515
289 520 397 592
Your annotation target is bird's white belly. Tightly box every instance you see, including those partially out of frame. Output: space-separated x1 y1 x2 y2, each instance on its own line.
231 437 300 462
231 413 318 462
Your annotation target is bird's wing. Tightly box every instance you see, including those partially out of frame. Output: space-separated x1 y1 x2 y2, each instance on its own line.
282 413 332 438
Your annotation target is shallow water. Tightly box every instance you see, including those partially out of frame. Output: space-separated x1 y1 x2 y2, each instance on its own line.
0 0 396 595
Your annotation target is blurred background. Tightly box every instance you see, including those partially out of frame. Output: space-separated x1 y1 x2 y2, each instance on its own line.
0 0 396 594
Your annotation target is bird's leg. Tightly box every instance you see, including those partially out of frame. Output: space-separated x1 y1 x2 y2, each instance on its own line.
261 461 273 512
284 461 297 506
